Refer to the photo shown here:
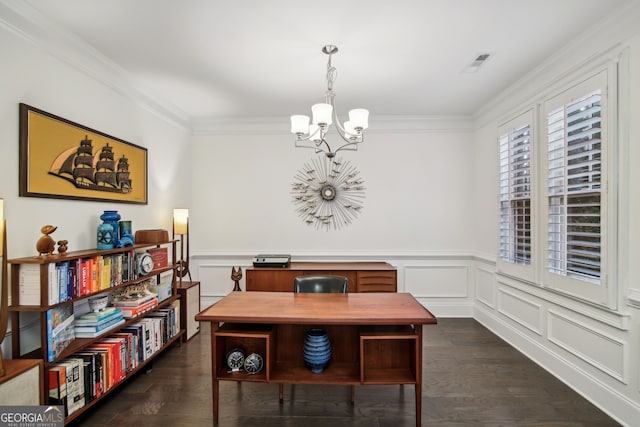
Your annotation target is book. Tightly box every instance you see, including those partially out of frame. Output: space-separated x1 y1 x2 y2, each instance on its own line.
48 365 68 413
121 324 145 365
74 318 125 338
147 247 168 270
46 305 76 362
111 332 138 372
79 258 90 297
79 358 93 404
101 256 111 289
74 307 121 325
74 313 124 332
48 263 58 305
119 297 158 319
18 264 41 305
86 348 110 392
58 358 85 415
57 261 71 303
111 292 156 307
90 340 123 386
67 262 77 300
100 336 129 378
74 351 102 401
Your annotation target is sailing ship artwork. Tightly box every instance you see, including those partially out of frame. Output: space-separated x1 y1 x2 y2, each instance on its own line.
19 103 148 204
49 135 132 194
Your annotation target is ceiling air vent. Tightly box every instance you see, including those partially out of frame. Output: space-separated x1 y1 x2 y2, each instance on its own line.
462 52 493 73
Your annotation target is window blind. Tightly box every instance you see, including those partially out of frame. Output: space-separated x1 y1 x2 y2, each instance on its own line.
499 124 531 265
547 91 602 284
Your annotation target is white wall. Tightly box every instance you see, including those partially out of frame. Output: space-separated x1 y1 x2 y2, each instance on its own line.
0 6 191 355
190 126 474 254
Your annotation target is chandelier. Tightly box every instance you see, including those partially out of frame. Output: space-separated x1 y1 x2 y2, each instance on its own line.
290 45 369 158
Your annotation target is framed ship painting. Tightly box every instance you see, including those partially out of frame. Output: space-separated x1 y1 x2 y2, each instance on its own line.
19 103 148 204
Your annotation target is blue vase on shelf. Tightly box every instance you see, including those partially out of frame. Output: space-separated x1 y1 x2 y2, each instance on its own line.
100 210 122 247
96 222 114 250
119 220 134 247
303 328 332 374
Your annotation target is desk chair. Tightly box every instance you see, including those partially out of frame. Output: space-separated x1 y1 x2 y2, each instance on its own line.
279 275 354 403
293 275 348 293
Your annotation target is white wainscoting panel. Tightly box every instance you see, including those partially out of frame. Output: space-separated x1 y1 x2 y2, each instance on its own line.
196 263 249 300
475 264 496 309
548 309 627 383
497 287 543 336
404 264 469 298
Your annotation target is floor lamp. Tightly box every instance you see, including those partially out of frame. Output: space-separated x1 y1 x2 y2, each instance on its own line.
173 208 191 283
0 199 8 377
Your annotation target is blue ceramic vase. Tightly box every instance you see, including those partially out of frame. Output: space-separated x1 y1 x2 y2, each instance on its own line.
100 210 122 247
96 223 114 250
118 220 134 247
303 328 331 374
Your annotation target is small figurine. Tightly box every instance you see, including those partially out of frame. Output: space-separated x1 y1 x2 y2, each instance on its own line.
57 240 69 256
231 266 242 291
36 225 57 256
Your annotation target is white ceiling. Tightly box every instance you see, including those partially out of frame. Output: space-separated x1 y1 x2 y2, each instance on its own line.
14 0 631 123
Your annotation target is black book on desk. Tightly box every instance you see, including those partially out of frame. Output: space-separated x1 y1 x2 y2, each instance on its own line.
252 254 291 268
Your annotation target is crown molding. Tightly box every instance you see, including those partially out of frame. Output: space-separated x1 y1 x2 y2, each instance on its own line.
0 0 191 131
473 0 640 128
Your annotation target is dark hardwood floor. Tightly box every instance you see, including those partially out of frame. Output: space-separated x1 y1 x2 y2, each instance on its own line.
71 318 621 426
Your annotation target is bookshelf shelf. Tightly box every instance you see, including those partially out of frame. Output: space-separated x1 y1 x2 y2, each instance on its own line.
7 240 184 424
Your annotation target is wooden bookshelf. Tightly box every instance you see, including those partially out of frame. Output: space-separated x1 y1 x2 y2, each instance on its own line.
7 241 184 424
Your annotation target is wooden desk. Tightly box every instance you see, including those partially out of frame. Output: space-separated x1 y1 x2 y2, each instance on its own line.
196 292 436 426
246 261 397 292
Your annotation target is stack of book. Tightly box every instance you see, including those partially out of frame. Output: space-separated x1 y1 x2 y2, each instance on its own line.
74 307 125 338
112 293 158 319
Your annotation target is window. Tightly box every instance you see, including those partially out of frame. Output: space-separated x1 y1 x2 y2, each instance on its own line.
546 91 602 283
541 68 614 307
497 66 617 309
497 110 534 280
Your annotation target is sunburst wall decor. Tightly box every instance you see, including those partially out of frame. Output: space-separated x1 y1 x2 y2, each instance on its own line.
291 156 365 230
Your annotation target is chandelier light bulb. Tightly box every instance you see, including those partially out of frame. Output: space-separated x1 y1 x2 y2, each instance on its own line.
348 109 369 131
311 103 333 127
291 115 310 135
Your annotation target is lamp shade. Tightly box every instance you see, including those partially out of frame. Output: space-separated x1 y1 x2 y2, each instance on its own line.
348 109 369 130
311 103 333 127
173 208 189 235
290 115 310 135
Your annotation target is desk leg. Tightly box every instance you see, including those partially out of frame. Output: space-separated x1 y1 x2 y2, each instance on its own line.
415 324 423 427
210 322 220 425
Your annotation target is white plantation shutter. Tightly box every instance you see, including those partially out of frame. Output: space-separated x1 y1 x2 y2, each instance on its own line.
499 124 531 264
542 68 613 307
547 91 602 283
497 110 534 280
